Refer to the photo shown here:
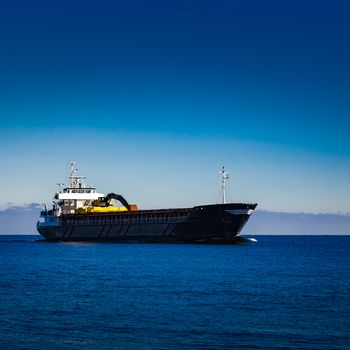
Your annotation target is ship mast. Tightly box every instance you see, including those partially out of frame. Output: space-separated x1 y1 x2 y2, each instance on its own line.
220 166 230 204
68 161 86 188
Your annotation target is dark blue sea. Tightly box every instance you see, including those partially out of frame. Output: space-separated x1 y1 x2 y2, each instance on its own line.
0 235 349 350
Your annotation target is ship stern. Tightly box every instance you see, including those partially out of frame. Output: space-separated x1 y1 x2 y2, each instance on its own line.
37 210 62 241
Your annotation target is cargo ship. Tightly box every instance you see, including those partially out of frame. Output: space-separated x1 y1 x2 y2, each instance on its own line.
37 162 257 242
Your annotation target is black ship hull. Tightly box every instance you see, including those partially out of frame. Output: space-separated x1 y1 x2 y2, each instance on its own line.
37 203 257 243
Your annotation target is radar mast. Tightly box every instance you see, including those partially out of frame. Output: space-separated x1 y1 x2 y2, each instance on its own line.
68 161 86 188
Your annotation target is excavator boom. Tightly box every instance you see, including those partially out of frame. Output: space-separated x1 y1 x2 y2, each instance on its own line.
99 193 131 210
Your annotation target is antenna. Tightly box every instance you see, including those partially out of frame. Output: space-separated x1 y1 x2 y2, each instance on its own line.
69 161 77 177
219 166 230 204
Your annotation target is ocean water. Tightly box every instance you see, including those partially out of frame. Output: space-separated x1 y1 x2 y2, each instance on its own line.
0 235 349 350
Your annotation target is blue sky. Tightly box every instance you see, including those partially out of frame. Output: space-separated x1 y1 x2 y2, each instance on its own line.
0 0 349 213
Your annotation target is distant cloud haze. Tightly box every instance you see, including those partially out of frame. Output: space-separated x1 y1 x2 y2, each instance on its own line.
0 204 349 235
244 210 350 235
0 203 42 234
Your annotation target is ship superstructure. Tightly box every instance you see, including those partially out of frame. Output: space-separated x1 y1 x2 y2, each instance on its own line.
37 162 257 242
54 161 105 214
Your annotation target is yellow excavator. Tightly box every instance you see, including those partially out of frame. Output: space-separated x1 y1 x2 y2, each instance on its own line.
76 193 138 214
